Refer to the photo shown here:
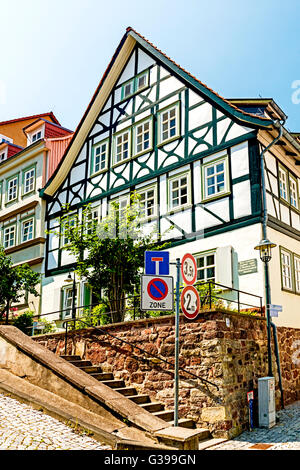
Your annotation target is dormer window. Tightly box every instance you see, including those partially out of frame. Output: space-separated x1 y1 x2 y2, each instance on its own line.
26 125 45 146
32 131 42 143
0 151 6 162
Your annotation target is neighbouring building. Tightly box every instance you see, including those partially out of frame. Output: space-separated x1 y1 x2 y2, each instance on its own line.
0 113 73 315
40 28 300 328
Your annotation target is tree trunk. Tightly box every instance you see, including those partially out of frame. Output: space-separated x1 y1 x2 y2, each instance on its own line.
5 300 10 325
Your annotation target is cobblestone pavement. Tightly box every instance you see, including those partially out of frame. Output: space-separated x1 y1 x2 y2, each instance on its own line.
0 393 112 450
209 401 300 450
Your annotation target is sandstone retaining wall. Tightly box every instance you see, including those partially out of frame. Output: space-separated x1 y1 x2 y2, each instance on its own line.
34 310 300 438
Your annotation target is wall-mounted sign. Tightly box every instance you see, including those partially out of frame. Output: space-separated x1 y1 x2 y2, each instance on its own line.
238 259 258 276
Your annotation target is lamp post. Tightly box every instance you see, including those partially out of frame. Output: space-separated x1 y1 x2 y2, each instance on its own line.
254 239 276 377
64 271 77 319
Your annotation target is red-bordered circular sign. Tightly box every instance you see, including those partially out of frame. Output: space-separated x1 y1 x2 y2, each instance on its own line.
180 285 200 320
181 253 197 285
147 277 169 301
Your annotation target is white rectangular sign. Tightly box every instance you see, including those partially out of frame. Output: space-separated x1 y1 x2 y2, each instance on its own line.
140 275 174 312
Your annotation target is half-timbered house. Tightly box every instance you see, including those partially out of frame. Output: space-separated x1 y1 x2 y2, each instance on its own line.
40 28 300 328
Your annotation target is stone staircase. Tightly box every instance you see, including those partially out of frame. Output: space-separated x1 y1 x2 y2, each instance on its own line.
61 354 196 429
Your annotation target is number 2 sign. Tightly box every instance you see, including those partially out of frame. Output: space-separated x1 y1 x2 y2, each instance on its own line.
180 285 200 320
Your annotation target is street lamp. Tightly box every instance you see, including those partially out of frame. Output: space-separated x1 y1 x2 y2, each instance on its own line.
254 238 276 377
64 271 76 319
255 239 277 263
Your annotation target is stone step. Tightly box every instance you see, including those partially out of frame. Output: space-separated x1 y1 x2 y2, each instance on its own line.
69 360 93 367
90 372 114 381
127 395 150 405
168 418 195 429
198 437 227 450
153 410 174 421
139 402 165 413
60 355 82 361
78 366 103 374
115 387 137 396
102 379 126 389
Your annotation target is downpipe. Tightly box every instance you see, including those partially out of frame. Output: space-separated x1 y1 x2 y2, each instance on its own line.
260 119 285 408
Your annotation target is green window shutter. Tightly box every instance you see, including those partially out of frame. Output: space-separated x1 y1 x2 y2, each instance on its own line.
83 284 91 308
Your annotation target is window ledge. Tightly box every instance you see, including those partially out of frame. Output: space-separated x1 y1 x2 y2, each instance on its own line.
166 204 193 215
111 157 131 169
90 167 108 178
157 135 181 148
201 191 231 204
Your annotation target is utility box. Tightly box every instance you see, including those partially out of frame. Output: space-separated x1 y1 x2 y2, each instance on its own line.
258 377 276 428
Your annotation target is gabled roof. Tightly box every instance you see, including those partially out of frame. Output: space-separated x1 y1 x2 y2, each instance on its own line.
0 112 60 127
41 28 274 198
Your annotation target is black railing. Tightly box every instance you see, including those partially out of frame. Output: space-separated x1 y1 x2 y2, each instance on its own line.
2 280 264 329
62 317 219 391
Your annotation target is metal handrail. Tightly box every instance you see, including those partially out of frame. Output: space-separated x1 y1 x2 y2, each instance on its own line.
62 317 220 391
27 279 263 322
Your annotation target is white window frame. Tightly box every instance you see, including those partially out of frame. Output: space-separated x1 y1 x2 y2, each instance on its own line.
86 205 101 234
121 79 135 100
23 167 35 195
133 117 153 157
3 225 16 249
113 129 131 165
168 171 191 211
62 285 78 319
21 218 34 243
7 175 18 203
195 251 216 283
137 184 157 220
158 103 180 145
294 255 300 294
279 166 289 202
289 175 299 209
109 195 130 221
92 139 108 175
281 249 293 291
61 214 77 247
136 70 149 92
0 150 7 162
202 156 229 201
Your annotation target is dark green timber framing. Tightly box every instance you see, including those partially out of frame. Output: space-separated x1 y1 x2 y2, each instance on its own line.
43 35 273 276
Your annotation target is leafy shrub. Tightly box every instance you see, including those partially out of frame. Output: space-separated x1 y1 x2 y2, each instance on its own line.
76 302 111 329
13 311 34 335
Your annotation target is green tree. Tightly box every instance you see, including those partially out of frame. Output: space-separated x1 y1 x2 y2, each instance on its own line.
0 246 40 324
57 193 169 323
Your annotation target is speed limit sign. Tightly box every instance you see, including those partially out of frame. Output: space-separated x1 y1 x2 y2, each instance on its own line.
181 253 197 285
180 285 200 320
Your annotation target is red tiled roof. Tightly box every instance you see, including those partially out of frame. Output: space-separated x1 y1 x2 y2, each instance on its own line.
126 27 271 123
0 112 60 127
42 27 273 195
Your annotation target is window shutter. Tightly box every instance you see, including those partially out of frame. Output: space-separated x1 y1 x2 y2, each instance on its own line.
215 246 233 289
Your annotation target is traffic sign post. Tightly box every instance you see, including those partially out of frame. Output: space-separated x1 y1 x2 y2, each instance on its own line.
174 258 181 427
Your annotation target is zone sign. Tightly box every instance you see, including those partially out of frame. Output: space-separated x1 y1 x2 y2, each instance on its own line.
140 275 174 312
181 253 197 286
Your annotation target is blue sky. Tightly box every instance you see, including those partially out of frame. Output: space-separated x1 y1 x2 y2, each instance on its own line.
0 0 299 132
